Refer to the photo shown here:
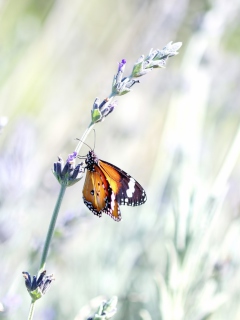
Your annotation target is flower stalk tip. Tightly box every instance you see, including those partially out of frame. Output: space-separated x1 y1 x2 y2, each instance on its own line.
131 41 183 76
118 59 126 72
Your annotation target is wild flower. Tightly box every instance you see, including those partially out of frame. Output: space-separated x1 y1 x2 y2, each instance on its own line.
22 271 54 302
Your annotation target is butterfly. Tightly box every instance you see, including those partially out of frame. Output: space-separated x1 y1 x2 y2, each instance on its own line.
82 150 147 221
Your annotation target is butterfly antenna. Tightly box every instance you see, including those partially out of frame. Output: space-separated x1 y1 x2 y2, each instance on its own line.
75 138 92 151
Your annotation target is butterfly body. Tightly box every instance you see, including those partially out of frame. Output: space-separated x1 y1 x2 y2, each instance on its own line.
82 150 147 221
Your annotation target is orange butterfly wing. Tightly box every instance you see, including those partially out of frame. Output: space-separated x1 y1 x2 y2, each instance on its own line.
98 160 122 193
98 160 122 221
99 160 147 206
82 165 109 217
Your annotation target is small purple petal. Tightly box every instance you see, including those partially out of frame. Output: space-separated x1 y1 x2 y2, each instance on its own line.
67 151 77 163
118 59 127 72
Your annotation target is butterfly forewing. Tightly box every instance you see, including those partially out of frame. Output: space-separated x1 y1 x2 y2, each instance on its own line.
82 165 109 217
99 160 147 207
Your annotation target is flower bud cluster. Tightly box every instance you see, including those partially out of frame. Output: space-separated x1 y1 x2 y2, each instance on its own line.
52 151 83 186
131 41 182 77
22 270 54 302
90 41 182 124
91 98 118 124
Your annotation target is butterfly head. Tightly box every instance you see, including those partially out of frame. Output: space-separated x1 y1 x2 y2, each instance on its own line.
85 150 99 172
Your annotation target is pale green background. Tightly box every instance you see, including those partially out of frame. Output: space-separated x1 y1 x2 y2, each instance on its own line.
0 0 240 319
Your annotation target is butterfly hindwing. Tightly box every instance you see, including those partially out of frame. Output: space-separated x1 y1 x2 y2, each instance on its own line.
82 165 109 217
101 188 122 222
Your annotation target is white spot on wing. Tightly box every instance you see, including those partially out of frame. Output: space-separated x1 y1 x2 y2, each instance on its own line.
110 190 115 210
126 178 136 198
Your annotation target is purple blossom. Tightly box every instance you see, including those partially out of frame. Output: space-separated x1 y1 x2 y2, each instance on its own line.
67 151 77 163
118 59 126 72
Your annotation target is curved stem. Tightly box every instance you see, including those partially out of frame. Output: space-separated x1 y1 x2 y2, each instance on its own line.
39 122 95 273
75 122 95 154
39 184 67 271
27 301 35 320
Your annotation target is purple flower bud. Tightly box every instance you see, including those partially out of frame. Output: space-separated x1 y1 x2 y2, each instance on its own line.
67 151 77 163
118 59 126 72
101 100 117 117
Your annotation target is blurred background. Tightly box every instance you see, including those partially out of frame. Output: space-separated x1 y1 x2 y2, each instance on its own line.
1 0 240 319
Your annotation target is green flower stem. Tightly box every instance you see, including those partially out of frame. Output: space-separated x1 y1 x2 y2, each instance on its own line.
39 121 95 274
27 301 35 320
39 184 67 271
75 122 95 154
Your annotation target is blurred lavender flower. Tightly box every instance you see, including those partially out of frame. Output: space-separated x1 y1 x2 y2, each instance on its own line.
0 120 36 203
37 307 56 320
53 210 81 242
61 210 80 227
28 239 43 265
2 293 21 312
0 120 37 245
131 41 182 77
52 151 83 186
22 270 54 302
0 116 8 134
87 296 118 320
